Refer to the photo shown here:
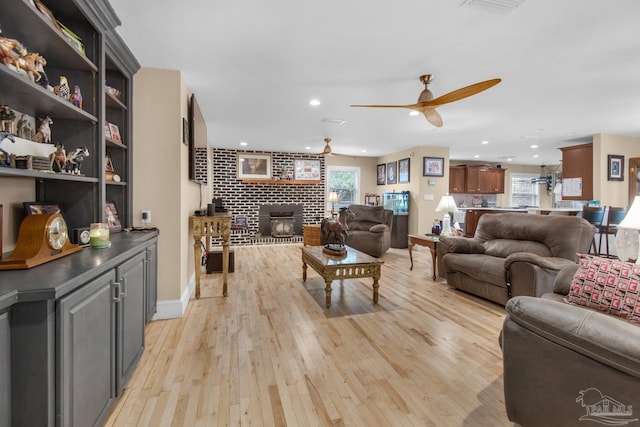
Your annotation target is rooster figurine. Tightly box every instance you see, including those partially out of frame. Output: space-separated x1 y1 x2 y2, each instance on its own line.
69 85 82 109
54 75 70 100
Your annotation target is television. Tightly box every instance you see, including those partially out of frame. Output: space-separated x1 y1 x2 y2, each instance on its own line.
188 93 207 183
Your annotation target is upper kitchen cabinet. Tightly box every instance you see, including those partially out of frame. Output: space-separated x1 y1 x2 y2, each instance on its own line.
559 143 593 201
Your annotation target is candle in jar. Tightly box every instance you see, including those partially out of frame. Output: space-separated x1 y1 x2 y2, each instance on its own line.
89 223 110 248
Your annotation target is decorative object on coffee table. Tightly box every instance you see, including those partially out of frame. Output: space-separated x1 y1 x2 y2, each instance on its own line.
322 208 354 255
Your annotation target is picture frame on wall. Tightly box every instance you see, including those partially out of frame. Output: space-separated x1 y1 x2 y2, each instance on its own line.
607 155 624 181
105 201 122 233
237 153 272 179
423 157 444 177
398 158 410 183
377 163 386 185
386 161 397 185
294 159 321 180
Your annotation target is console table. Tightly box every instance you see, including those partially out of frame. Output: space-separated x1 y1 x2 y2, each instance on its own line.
190 214 232 298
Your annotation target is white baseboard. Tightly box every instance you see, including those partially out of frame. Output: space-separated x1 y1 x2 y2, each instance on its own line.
152 274 195 320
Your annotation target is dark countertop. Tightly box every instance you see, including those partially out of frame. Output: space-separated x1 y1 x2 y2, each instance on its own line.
0 230 159 311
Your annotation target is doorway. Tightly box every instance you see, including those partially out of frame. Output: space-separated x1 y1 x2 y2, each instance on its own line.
629 157 640 204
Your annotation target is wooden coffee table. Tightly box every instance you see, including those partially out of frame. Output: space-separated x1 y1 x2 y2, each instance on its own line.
408 234 439 280
301 245 383 308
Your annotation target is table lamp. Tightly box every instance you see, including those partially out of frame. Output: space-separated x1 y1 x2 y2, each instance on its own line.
616 196 640 263
436 194 459 236
328 191 340 216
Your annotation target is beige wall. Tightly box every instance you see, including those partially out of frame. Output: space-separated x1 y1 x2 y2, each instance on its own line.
132 67 201 309
593 133 640 208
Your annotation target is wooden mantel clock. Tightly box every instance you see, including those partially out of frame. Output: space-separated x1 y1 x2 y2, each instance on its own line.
0 213 82 270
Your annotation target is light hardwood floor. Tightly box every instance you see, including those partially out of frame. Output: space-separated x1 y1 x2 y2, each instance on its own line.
105 244 513 426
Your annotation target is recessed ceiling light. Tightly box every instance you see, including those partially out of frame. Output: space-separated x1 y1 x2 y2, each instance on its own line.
473 155 480 158
533 154 539 158
481 140 489 145
305 146 311 150
361 149 367 153
530 144 538 149
409 111 419 116
240 141 248 146
309 99 320 106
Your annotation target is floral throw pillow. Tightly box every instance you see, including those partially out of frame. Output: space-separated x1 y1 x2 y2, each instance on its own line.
564 254 640 322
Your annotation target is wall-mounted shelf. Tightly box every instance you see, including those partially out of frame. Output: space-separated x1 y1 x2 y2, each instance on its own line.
241 179 321 185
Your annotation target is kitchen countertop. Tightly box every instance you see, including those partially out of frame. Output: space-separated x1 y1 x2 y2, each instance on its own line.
456 207 581 213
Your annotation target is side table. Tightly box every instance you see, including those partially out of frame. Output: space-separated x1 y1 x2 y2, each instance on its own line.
303 224 322 246
407 234 439 280
190 214 232 298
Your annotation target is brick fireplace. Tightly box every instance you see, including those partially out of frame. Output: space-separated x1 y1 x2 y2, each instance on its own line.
211 148 326 245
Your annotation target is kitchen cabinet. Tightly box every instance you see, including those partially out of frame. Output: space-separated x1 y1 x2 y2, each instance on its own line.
560 143 593 200
487 168 505 193
449 166 466 193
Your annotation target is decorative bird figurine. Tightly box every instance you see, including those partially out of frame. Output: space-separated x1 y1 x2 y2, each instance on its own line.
69 85 82 109
54 75 70 100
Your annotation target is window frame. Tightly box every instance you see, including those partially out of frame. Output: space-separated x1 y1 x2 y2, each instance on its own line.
326 166 360 212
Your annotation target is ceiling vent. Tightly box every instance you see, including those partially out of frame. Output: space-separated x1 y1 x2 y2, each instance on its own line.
459 0 526 15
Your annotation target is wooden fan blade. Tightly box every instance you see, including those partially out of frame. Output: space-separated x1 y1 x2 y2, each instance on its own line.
330 152 356 158
423 109 443 127
350 104 413 109
425 78 501 107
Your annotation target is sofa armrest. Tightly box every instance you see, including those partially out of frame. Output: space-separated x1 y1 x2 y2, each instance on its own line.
553 263 580 296
369 224 389 233
505 296 640 378
504 253 575 272
437 236 485 255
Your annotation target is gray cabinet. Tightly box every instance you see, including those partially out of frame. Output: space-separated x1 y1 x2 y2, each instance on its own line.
146 243 158 324
58 270 117 427
0 310 10 426
117 252 146 392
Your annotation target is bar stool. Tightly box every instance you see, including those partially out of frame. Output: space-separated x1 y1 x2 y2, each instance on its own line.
598 207 628 258
581 206 606 255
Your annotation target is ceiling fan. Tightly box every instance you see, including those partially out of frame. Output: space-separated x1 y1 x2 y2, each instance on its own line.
351 74 501 127
315 138 354 157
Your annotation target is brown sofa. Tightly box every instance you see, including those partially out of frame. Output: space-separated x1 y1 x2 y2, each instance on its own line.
501 263 640 427
436 213 594 304
343 204 393 257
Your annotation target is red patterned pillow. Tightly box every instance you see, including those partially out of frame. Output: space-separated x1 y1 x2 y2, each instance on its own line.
564 254 640 322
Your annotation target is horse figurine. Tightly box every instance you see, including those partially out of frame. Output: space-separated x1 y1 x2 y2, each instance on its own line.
69 85 82 109
50 144 66 172
0 131 15 166
22 52 47 87
32 116 53 143
65 146 89 174
323 208 356 248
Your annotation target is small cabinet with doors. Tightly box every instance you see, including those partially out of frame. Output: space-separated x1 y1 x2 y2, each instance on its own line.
450 165 505 194
449 166 466 193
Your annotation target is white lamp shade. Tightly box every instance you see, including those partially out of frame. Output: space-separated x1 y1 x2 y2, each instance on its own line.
619 196 640 230
327 191 339 203
436 195 459 213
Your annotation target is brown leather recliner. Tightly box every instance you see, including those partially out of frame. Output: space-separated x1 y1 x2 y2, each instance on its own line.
501 264 640 427
344 204 393 257
436 213 594 304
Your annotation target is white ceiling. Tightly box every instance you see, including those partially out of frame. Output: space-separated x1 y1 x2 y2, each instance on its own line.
109 0 640 165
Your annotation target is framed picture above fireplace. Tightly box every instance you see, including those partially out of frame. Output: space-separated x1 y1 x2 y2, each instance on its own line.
294 159 321 180
237 153 272 179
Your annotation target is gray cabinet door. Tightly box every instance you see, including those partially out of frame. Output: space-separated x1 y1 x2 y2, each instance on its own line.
0 310 10 426
117 252 146 392
58 270 117 427
145 243 158 324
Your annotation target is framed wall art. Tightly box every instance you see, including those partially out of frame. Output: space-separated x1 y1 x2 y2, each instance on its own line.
607 155 624 181
398 158 410 183
386 161 397 185
237 153 272 179
423 157 444 177
294 159 321 180
377 163 386 185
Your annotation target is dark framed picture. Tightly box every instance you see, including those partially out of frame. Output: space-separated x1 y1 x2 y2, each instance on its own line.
294 159 321 180
423 157 444 177
377 164 386 185
607 155 624 181
23 201 64 216
398 158 410 183
386 161 397 185
235 215 248 228
105 201 122 233
182 118 189 145
237 153 271 179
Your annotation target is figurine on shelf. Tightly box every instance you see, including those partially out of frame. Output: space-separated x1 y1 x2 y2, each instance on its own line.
23 52 48 87
0 105 16 134
16 114 32 140
69 85 82 109
50 144 66 172
0 32 27 69
54 76 70 100
65 146 89 174
32 116 53 144
0 131 16 166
